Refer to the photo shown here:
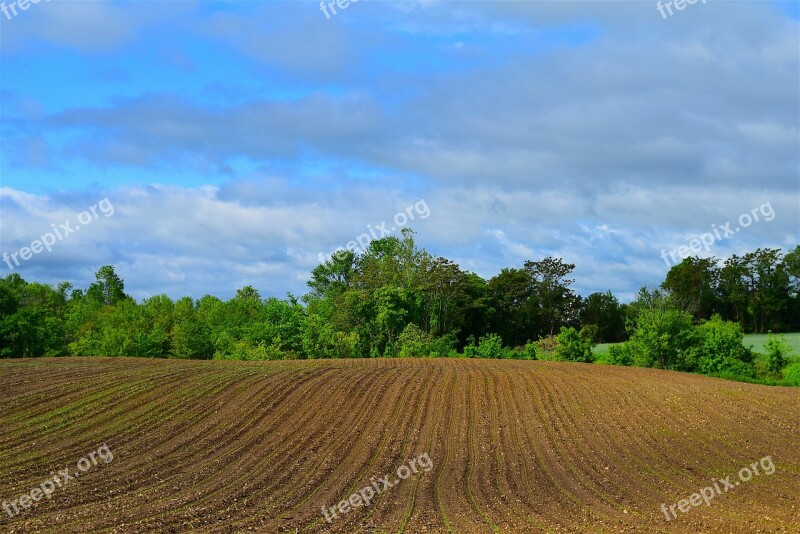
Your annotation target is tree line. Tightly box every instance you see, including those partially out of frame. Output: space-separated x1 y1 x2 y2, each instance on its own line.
1 230 798 369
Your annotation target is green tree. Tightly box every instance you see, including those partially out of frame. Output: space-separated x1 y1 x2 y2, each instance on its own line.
764 333 791 373
87 266 127 305
578 291 627 343
171 297 213 359
397 323 428 357
556 326 595 363
688 315 752 375
375 286 413 356
744 249 789 333
625 288 695 370
524 257 580 337
662 257 720 321
783 246 800 330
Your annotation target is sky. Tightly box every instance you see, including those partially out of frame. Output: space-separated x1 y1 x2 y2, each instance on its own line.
0 0 798 302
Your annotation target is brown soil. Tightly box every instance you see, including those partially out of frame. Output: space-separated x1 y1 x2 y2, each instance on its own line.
0 357 798 533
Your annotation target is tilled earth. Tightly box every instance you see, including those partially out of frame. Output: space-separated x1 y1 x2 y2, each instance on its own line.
0 357 798 532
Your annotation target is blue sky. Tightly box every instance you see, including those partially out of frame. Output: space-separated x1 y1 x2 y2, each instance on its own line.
1 0 798 301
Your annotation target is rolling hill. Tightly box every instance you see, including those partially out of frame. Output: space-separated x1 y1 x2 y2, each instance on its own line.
1 357 798 532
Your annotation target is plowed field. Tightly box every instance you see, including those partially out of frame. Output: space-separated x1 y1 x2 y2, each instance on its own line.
1 357 798 532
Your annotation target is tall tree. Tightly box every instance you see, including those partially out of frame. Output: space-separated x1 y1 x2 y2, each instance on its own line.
662 257 721 320
524 257 580 337
87 266 127 305
488 268 533 346
579 291 627 343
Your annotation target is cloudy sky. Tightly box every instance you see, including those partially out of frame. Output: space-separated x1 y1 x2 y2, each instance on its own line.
0 0 798 302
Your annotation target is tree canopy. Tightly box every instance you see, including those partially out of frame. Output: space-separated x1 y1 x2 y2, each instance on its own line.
1 238 798 372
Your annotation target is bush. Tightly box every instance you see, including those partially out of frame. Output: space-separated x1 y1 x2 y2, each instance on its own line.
397 324 428 357
607 343 633 366
626 302 695 370
476 333 505 358
521 341 538 360
689 315 752 375
462 333 505 359
500 341 537 360
556 326 594 363
397 325 457 358
713 358 756 382
427 333 457 357
535 335 559 354
765 333 791 373
463 336 478 357
781 363 800 387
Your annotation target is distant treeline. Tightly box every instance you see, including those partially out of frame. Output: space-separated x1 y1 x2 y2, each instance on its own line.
0 230 798 362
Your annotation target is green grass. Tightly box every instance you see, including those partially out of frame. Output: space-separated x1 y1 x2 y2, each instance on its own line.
742 332 800 361
592 333 800 369
592 333 800 357
593 343 613 355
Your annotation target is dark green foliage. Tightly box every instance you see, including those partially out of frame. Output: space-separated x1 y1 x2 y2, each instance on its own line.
782 363 800 386
578 291 627 343
663 247 798 333
607 344 633 366
556 326 595 363
624 289 696 370
765 333 791 373
463 333 504 358
0 241 798 387
487 258 581 346
87 265 128 305
688 315 752 375
520 341 538 360
663 257 720 321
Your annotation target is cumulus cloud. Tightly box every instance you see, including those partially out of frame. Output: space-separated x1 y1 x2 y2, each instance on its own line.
1 179 795 301
0 0 797 300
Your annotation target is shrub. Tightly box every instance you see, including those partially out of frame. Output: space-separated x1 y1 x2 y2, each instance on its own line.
765 333 791 373
689 315 752 375
535 335 559 353
607 343 633 366
476 333 505 359
397 326 457 358
463 336 479 357
521 341 537 360
501 342 537 360
714 358 756 382
397 324 428 357
556 326 594 363
781 363 800 387
427 333 457 357
626 303 695 370
214 340 284 361
462 333 506 359
499 347 516 359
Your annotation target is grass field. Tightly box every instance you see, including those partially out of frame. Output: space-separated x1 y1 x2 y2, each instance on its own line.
1 357 799 532
594 332 800 364
742 332 800 357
